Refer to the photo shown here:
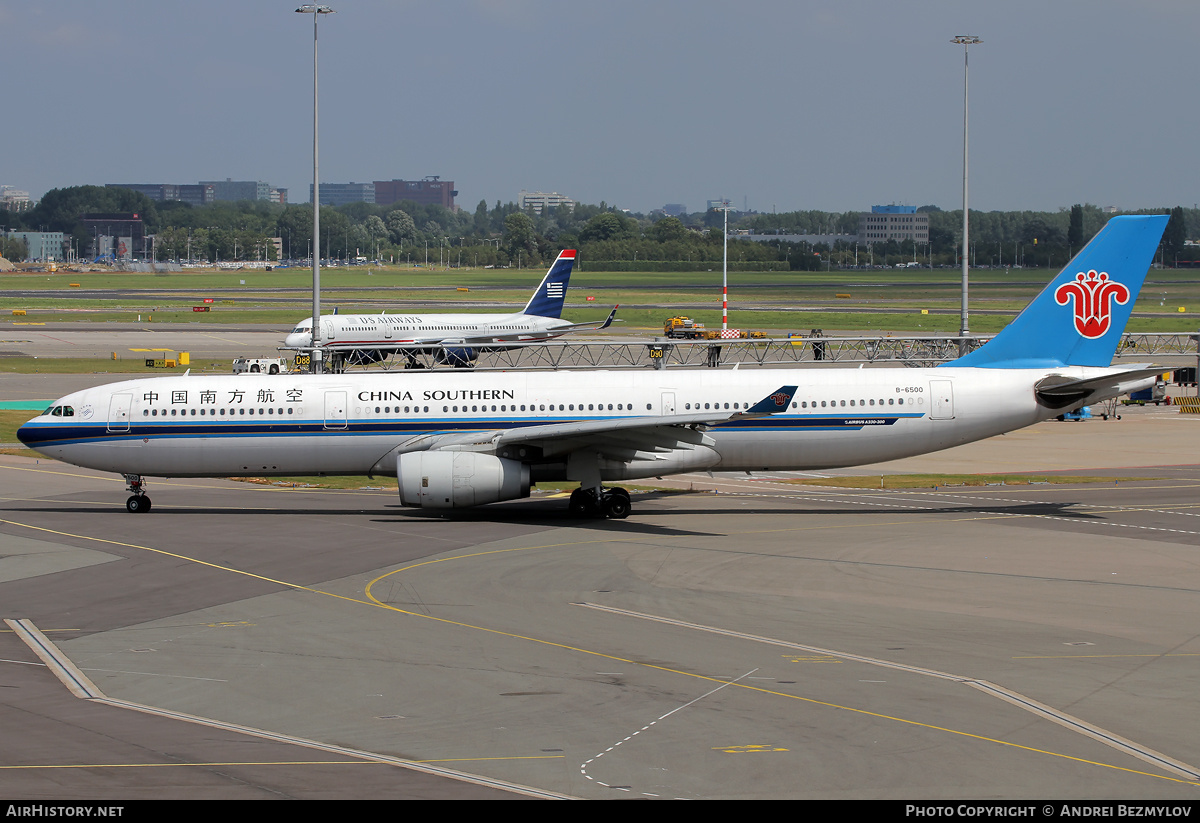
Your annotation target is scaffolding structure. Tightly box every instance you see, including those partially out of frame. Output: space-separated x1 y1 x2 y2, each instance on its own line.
316 331 1200 373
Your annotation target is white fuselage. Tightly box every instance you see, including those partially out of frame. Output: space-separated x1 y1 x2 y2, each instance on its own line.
284 312 579 349
18 365 1096 482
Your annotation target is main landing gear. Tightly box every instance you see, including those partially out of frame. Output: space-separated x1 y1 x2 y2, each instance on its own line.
569 486 631 519
124 474 152 513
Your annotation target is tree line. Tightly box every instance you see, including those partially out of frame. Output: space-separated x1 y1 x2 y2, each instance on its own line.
1 186 1193 270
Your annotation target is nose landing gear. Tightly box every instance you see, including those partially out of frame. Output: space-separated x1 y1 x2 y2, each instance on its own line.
124 474 152 513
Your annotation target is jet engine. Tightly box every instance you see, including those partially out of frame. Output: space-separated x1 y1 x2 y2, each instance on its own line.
434 347 478 367
397 451 530 509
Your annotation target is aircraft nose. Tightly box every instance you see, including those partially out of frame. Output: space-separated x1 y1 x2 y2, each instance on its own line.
16 419 40 448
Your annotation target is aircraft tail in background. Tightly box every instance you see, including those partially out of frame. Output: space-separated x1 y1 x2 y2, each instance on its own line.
522 249 577 319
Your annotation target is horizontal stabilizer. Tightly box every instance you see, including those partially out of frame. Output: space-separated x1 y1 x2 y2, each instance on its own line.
1034 367 1163 409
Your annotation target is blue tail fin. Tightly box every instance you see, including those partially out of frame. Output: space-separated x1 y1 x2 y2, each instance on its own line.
523 249 577 318
947 215 1168 369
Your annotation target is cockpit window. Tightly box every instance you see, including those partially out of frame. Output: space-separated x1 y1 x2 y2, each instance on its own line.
62 406 74 417
292 326 309 334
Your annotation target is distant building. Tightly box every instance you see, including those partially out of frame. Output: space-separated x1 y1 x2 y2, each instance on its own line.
662 203 687 217
6 230 65 261
79 213 146 260
107 183 215 207
310 182 375 206
373 176 457 210
858 205 929 244
112 180 283 205
1 186 34 212
518 190 576 214
200 179 274 202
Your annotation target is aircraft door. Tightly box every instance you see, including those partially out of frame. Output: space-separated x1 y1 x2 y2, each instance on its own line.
324 390 348 429
929 379 954 420
323 319 336 341
661 392 676 415
107 393 132 432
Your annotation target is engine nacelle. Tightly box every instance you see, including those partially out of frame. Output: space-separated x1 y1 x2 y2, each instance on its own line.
398 451 530 508
434 346 478 367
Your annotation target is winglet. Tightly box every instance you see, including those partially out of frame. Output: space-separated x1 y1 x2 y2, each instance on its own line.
598 305 619 330
745 385 797 414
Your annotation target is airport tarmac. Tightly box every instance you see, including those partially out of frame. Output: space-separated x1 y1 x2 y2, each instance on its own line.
1 402 1199 800
0 322 286 360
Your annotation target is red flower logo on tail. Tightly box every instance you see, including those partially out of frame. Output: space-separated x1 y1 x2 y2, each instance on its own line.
1054 270 1130 339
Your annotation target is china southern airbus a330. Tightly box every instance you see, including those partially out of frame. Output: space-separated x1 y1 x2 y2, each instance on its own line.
282 249 616 367
20 215 1167 519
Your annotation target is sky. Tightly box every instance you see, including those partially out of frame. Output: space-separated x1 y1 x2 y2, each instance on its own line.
2 0 1197 216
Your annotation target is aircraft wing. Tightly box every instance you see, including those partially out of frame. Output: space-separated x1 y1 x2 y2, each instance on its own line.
393 385 797 461
413 305 619 345
549 305 620 333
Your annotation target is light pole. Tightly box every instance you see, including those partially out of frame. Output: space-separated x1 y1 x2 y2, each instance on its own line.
952 34 981 345
296 4 335 373
715 199 733 331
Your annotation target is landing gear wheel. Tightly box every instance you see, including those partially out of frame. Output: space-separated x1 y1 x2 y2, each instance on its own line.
569 488 590 517
126 495 151 513
605 493 631 519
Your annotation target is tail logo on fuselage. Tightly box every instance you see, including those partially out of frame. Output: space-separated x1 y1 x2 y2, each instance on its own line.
1054 269 1130 339
771 392 790 407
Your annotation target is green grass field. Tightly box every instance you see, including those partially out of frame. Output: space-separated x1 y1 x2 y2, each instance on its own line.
5 264 1200 333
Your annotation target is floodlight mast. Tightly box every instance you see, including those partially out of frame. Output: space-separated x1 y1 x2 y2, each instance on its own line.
952 35 981 345
296 4 336 373
719 200 731 331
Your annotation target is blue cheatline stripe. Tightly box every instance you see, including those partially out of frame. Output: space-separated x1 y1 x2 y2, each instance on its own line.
18 414 921 448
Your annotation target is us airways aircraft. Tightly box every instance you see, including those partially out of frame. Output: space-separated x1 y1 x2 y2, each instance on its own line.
282 249 617 367
20 215 1167 519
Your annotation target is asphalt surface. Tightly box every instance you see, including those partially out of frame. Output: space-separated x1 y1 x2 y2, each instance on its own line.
2 400 1199 799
